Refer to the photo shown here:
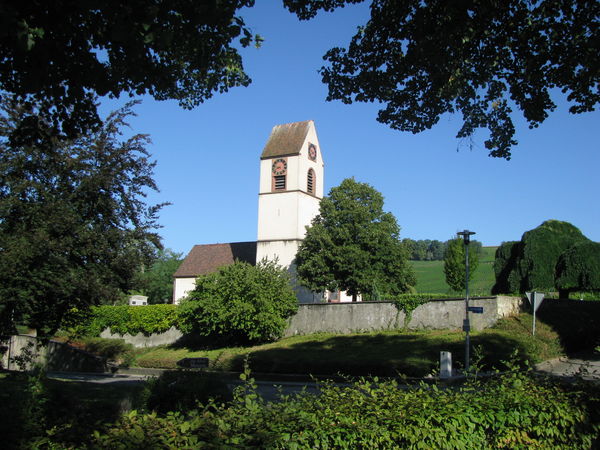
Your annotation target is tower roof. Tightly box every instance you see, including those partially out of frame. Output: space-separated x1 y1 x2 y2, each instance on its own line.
261 120 313 159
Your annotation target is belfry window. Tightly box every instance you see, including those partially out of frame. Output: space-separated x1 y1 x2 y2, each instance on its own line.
307 169 315 194
274 175 286 190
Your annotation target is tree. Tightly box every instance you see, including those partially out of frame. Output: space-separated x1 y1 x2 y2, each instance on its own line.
285 0 599 159
0 1 260 142
491 220 590 294
555 241 600 299
177 259 298 344
0 99 163 336
296 178 415 301
132 249 183 304
444 238 480 293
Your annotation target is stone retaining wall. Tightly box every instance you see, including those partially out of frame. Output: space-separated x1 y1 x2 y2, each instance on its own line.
284 296 523 336
97 296 523 347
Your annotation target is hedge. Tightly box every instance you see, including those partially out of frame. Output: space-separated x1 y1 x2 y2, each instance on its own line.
78 304 179 337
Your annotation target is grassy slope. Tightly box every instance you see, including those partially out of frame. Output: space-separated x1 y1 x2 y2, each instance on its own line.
411 246 497 295
133 313 563 377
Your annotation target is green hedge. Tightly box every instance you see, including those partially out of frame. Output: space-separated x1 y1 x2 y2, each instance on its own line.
79 305 179 337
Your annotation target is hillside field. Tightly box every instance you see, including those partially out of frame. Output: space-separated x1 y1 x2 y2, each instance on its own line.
410 246 497 295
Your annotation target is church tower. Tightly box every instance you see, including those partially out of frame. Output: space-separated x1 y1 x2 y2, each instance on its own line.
256 120 324 302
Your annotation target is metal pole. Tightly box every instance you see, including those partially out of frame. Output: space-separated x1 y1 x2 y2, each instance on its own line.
457 229 475 373
465 240 470 371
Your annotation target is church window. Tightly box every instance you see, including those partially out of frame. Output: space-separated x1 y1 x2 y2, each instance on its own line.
307 169 315 194
274 175 286 190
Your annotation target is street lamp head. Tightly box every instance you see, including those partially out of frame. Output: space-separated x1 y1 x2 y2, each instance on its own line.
457 229 476 245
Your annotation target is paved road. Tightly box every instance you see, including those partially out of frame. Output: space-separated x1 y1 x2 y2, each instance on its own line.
534 355 600 381
47 354 600 400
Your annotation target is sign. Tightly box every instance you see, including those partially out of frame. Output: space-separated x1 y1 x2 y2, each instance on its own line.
525 292 545 336
526 292 545 312
177 357 209 369
467 306 484 314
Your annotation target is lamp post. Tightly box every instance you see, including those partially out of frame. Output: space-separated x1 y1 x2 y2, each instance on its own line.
457 229 476 372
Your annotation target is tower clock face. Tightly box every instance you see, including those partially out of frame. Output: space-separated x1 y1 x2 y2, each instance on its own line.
308 143 317 161
272 158 287 175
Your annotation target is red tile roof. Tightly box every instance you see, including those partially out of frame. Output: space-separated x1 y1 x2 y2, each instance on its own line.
173 241 257 278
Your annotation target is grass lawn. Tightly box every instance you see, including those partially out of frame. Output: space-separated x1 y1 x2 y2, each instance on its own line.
411 246 497 295
132 313 563 378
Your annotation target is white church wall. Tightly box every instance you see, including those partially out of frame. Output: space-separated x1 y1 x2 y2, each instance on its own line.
296 194 321 237
173 277 196 304
256 239 300 269
257 192 300 241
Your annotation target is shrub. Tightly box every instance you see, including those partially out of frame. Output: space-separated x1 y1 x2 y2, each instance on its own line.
555 241 600 298
492 220 589 294
76 304 178 337
82 337 135 367
178 260 298 344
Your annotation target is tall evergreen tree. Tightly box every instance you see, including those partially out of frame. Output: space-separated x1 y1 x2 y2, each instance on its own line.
444 238 480 293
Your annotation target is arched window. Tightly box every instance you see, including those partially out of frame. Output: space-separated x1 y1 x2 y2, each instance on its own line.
307 169 315 194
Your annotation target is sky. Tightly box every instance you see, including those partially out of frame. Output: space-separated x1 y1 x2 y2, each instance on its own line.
100 2 599 256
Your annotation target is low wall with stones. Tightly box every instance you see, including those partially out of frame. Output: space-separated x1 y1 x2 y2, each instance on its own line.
284 296 523 336
100 326 183 348
0 335 106 372
96 296 523 347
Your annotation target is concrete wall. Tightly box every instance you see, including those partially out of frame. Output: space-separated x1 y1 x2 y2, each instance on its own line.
0 335 106 372
95 296 523 347
284 296 523 336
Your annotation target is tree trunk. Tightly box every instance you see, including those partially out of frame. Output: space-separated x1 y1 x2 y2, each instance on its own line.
352 293 357 302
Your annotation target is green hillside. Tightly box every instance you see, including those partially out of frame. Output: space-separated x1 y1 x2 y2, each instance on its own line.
411 246 497 296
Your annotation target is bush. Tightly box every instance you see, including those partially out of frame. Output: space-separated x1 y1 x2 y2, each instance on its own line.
76 304 179 337
555 241 600 298
492 220 589 294
82 337 135 367
178 260 298 344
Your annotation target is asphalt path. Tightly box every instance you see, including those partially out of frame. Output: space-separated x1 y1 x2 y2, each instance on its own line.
46 354 600 403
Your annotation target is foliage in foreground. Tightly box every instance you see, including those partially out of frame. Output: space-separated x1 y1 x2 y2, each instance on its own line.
178 259 298 344
91 369 599 449
294 0 599 159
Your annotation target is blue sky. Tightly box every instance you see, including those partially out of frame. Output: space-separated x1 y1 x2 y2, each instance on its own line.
101 2 599 255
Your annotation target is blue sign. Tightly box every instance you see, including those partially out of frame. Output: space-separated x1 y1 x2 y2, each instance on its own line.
468 306 484 314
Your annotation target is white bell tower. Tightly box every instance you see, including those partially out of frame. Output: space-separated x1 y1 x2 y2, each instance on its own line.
256 120 324 302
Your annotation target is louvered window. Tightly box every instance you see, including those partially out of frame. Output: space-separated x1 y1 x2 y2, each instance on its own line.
274 175 286 190
307 169 315 194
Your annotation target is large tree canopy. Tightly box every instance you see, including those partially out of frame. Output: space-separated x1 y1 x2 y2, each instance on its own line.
285 0 599 159
0 0 259 141
295 178 415 301
0 99 164 335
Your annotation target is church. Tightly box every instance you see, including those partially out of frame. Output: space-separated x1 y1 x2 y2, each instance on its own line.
172 120 353 304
